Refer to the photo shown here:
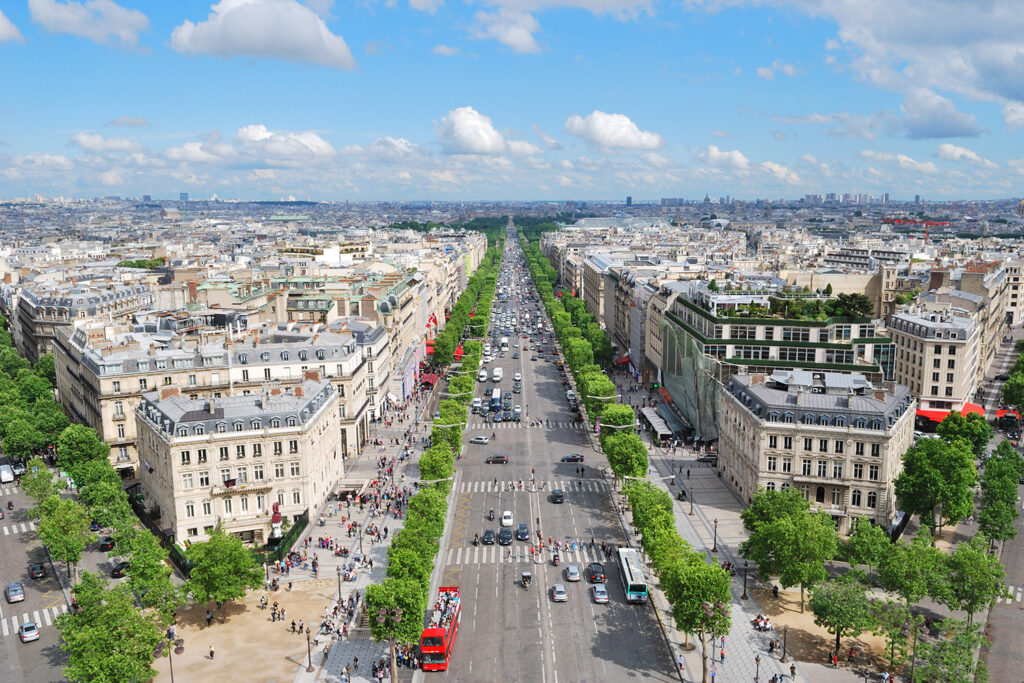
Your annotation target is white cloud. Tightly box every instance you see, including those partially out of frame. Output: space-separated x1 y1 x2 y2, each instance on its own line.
171 0 356 70
507 139 543 156
711 129 729 138
774 111 885 140
99 168 127 186
761 161 801 184
0 10 23 42
29 0 148 47
70 132 144 153
410 0 444 12
1003 102 1024 128
435 106 507 155
899 88 981 138
756 59 797 81
432 44 460 56
697 144 750 172
564 110 662 150
825 38 840 50
165 140 238 164
236 124 335 161
860 149 938 174
936 143 997 169
531 124 561 150
644 152 671 168
302 0 334 18
472 8 541 54
105 116 149 128
756 66 774 80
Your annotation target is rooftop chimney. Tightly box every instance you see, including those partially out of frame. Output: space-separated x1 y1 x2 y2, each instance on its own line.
208 398 216 414
160 386 180 401
294 385 304 398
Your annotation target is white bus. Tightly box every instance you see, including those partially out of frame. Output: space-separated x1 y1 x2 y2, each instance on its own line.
500 337 509 352
616 548 649 603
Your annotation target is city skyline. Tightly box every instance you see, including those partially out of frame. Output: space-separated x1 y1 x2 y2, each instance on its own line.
1 1 1022 200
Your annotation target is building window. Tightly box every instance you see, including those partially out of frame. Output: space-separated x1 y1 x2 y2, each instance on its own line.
292 490 301 505
802 459 812 476
932 372 940 382
287 417 297 427
765 482 776 491
948 345 956 355
114 401 124 417
177 427 188 437
783 437 792 449
867 491 878 508
195 425 204 435
871 443 881 457
261 352 270 362
220 468 231 483
834 441 844 454
782 457 792 473
236 467 247 483
202 501 211 515
799 484 810 499
257 494 266 510
181 450 191 465
264 368 272 380
274 463 285 478
815 486 826 503
253 443 262 457
239 354 248 365
819 439 829 453
781 482 792 491
274 441 283 455
199 471 209 487
947 359 955 369
783 413 794 423
855 442 864 456
117 424 126 439
240 496 249 512
290 462 300 476
112 380 121 393
833 462 843 479
182 473 194 489
271 419 281 428
277 491 285 505
803 438 813 451
289 440 298 454
198 449 207 463
254 465 264 481
219 447 229 461
224 498 233 514
139 378 148 390
768 435 778 449
869 465 880 481
185 503 195 518
853 464 864 479
817 460 828 477
236 445 246 459
233 422 243 432
831 488 842 505
851 490 862 506
767 456 777 471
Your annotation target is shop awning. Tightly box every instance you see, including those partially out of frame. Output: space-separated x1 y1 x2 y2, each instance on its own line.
640 407 672 437
615 355 630 365
916 402 986 423
386 392 398 403
997 409 1020 420
656 403 690 434
420 373 439 386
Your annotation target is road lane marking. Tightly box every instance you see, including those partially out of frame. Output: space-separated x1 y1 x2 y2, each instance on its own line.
42 610 51 626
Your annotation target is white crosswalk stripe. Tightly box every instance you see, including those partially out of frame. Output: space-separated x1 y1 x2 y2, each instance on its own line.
2 606 67 638
1 520 37 536
446 544 606 566
458 480 609 494
997 585 1024 603
468 421 585 430
0 486 20 497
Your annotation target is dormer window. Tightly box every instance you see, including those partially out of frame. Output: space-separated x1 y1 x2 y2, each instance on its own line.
217 423 227 433
195 425 205 435
298 350 308 361
177 427 188 437
316 349 325 360
271 418 281 428
239 354 248 365
281 351 290 361
818 415 830 426
251 420 261 430
854 418 867 429
803 414 815 425
287 417 297 426
233 421 244 432
261 352 270 362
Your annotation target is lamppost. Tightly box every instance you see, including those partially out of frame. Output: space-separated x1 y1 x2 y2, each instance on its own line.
154 630 184 683
780 625 789 662
689 487 695 516
336 565 342 598
712 518 719 553
701 601 729 683
377 606 404 683
305 627 315 672
755 654 761 682
741 561 749 600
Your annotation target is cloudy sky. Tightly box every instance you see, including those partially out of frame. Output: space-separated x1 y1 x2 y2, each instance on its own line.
1 0 1022 201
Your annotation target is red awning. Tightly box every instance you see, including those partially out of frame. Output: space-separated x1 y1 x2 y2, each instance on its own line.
916 402 986 423
420 373 439 386
997 409 1020 420
425 339 435 349
615 355 630 365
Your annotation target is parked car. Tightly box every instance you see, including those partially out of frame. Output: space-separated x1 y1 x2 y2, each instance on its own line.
98 536 116 551
5 582 25 603
111 561 131 578
28 563 46 579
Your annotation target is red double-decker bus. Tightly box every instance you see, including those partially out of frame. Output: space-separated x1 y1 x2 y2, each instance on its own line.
420 586 461 671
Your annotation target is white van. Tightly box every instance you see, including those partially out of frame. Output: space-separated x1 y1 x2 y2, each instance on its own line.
0 464 13 484
472 397 482 413
478 368 488 382
492 367 504 383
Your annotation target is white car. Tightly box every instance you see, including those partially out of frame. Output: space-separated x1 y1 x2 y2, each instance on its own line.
478 369 488 382
501 510 514 527
591 584 609 604
469 435 490 444
514 373 522 382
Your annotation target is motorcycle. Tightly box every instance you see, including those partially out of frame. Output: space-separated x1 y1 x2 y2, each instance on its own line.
552 553 560 567
6 501 11 511
473 533 479 546
488 509 495 521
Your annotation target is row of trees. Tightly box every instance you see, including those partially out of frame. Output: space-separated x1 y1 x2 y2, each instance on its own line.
625 483 731 683
429 243 501 366
520 236 649 481
741 485 1003 680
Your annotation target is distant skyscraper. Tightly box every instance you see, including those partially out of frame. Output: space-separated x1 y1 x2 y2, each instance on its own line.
626 196 632 206
179 192 189 202
882 192 890 204
914 194 921 204
142 195 151 202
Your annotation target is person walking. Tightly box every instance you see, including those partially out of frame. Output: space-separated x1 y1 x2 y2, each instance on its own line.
719 648 725 663
209 645 215 660
206 610 213 628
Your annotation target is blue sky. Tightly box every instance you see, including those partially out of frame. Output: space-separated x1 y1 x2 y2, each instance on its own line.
0 0 1022 201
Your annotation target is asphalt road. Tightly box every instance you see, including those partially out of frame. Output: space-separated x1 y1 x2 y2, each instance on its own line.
0 477 69 683
434 234 675 682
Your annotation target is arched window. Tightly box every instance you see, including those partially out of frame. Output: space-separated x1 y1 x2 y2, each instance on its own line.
780 482 791 491
281 351 290 361
239 353 248 365
316 349 325 360
298 350 308 361
260 352 270 362
867 491 878 508
194 425 204 435
765 482 776 491
815 486 826 503
851 490 862 507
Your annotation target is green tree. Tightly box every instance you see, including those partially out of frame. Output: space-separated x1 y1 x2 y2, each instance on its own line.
385 546 433 591
15 367 54 405
0 346 30 375
2 417 46 461
707 279 719 292
78 479 133 530
1002 372 1024 413
121 529 181 625
598 403 635 442
602 431 648 479
740 488 809 533
19 456 64 509
34 353 56 386
911 618 989 683
183 528 264 608
37 495 96 583
943 533 1007 624
872 599 912 671
663 557 731 683
808 576 875 656
741 508 839 611
365 577 430 646
823 282 833 296
879 528 949 608
57 424 111 480
418 443 454 487
894 436 976 536
978 441 1023 543
845 515 891 579
936 412 993 459
57 573 163 683
33 399 71 441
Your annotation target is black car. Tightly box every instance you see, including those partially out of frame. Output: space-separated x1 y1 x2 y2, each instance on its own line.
28 563 46 579
482 529 496 545
503 409 512 421
110 561 130 578
560 454 585 463
486 454 509 464
997 373 1011 381
98 536 116 551
551 489 565 504
516 523 529 541
587 562 606 583
498 528 513 545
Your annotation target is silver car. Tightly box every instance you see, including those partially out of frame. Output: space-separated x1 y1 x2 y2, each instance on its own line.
19 621 39 642
5 582 25 603
565 564 581 582
552 583 568 602
592 584 609 604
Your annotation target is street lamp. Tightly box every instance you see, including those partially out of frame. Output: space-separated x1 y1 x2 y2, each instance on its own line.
755 654 761 682
712 518 719 553
305 627 315 672
377 607 404 683
336 565 342 598
689 487 694 516
741 561 749 600
154 631 184 683
780 625 789 662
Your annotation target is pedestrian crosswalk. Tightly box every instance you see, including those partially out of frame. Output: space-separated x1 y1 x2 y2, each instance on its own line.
445 544 611 567
467 421 586 430
1 604 68 638
458 480 609 494
0 485 20 498
997 585 1024 604
1 520 38 536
